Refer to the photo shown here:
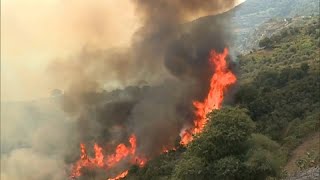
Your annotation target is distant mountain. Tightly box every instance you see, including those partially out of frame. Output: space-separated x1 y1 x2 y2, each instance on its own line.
232 0 319 53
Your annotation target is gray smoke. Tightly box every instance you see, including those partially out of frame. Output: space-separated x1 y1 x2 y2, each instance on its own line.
1 99 78 180
49 0 239 178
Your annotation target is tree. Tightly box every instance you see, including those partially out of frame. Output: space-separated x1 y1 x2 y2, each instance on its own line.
172 107 284 180
259 37 272 48
186 107 255 161
210 156 245 180
245 134 286 179
171 156 206 180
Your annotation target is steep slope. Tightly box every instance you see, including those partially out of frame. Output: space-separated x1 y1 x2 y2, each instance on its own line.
124 16 320 180
285 133 320 175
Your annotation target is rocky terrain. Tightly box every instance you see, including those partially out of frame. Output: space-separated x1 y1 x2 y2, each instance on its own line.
286 167 320 180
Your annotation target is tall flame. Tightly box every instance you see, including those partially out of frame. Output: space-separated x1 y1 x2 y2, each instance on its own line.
180 48 237 145
70 48 236 179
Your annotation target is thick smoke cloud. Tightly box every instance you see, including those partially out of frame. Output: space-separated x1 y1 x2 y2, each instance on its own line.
47 0 239 178
2 1 240 180
56 0 238 155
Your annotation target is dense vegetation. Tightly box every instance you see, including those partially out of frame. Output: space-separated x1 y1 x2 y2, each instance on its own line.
237 16 319 144
2 5 318 180
128 107 285 180
126 17 320 179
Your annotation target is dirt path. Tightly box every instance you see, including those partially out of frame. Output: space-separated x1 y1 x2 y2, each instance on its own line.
284 132 320 175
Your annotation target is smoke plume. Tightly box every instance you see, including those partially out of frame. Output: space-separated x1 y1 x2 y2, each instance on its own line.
48 0 239 178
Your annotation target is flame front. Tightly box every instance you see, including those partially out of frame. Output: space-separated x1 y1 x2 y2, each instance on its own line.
70 48 236 179
180 48 237 145
70 134 146 179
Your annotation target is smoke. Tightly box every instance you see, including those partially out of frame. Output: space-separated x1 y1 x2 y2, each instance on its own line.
1 0 139 101
1 0 240 179
52 0 239 167
1 99 79 180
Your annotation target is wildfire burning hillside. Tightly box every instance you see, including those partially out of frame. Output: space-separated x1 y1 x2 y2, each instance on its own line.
70 135 146 179
59 1 241 180
70 48 236 180
180 48 237 145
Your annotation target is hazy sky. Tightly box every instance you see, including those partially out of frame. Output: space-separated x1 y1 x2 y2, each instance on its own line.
1 0 139 101
1 0 246 102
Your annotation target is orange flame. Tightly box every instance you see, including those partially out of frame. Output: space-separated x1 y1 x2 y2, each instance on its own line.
180 48 237 145
94 143 104 167
70 134 146 179
107 170 129 180
70 48 236 180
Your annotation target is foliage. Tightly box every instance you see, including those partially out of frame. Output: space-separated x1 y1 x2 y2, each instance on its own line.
259 37 272 48
236 17 320 142
127 108 284 180
172 107 284 180
171 155 206 180
234 16 320 178
245 134 286 179
127 148 184 180
127 17 319 180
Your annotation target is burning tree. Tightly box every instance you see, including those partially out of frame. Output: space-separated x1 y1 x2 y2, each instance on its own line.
58 1 242 179
69 48 237 179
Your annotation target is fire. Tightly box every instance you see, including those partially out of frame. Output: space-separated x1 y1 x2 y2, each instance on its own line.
108 170 129 180
70 48 236 180
106 136 135 167
94 144 104 167
162 146 177 153
180 48 237 145
70 134 146 179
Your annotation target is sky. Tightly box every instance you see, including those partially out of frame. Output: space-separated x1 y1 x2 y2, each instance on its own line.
1 0 246 102
1 0 139 101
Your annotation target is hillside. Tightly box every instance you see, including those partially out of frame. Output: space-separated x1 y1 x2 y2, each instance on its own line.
1 2 319 179
236 16 320 177
285 133 319 175
232 0 319 53
125 16 320 179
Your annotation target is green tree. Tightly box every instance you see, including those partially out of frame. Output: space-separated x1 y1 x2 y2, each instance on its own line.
259 37 272 48
172 107 283 180
245 134 286 179
171 156 206 180
187 107 255 161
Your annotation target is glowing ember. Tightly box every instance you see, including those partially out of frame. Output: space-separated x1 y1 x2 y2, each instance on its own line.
162 146 177 153
180 48 237 145
134 156 147 167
